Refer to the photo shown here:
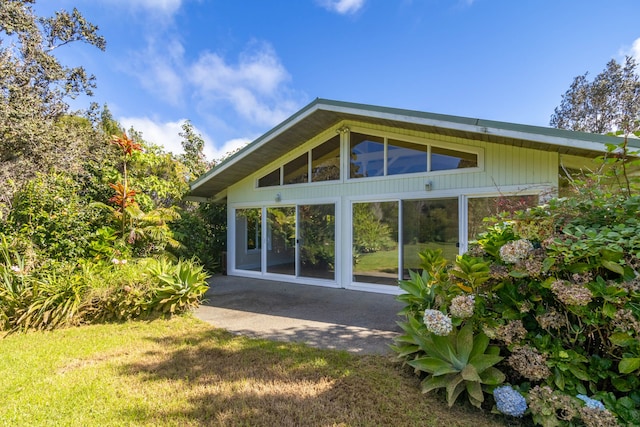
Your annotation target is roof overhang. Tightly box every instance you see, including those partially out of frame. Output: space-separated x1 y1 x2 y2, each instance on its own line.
188 98 636 200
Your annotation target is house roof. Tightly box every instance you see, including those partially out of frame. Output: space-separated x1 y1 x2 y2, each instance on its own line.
188 98 636 200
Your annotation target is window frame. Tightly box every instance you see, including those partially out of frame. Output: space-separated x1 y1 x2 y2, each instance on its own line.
347 127 482 180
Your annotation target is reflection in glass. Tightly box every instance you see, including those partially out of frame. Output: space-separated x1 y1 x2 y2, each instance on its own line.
387 139 428 175
467 195 538 241
312 135 340 182
267 207 296 275
352 202 399 285
402 199 459 277
283 153 308 185
235 208 262 271
299 204 335 280
431 147 478 171
258 168 280 187
350 133 384 178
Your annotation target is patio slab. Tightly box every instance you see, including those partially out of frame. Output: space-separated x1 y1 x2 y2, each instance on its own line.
194 275 404 355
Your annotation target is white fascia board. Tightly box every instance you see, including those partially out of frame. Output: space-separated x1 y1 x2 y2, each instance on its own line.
323 103 610 153
190 103 323 192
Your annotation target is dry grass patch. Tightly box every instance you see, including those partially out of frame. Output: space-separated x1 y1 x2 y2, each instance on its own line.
0 316 507 426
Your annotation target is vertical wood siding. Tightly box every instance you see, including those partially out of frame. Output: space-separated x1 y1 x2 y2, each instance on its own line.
227 122 563 204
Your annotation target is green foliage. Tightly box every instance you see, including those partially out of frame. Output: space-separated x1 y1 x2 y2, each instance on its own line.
394 141 640 425
170 205 224 272
179 120 210 180
147 258 209 314
6 172 106 260
551 56 640 135
404 321 505 408
0 1 106 213
0 246 210 332
393 248 506 408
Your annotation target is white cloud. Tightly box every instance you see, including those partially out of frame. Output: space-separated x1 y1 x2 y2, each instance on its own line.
118 116 251 162
214 137 252 162
189 41 297 126
122 37 186 107
629 37 640 62
120 117 186 155
97 0 183 15
317 0 365 14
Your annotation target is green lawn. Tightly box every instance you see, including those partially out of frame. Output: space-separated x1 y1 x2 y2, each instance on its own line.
0 316 506 426
355 242 459 275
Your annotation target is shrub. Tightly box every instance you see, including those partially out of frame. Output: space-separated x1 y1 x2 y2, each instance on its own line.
394 191 640 425
5 172 106 261
0 248 210 332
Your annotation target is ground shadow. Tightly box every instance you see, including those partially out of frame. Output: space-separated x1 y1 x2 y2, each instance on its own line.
116 328 505 427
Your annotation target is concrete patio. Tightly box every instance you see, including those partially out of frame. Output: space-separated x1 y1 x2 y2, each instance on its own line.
194 275 404 355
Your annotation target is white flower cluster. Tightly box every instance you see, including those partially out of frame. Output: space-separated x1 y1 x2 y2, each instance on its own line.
449 294 475 318
423 309 453 336
493 385 527 417
111 258 128 265
499 239 533 264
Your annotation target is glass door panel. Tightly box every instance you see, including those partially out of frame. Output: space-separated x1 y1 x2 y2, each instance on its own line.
352 201 399 285
299 204 335 280
235 208 262 271
467 195 538 241
266 207 296 275
402 199 459 278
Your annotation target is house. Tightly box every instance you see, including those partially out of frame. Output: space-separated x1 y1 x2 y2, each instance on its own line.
188 98 632 294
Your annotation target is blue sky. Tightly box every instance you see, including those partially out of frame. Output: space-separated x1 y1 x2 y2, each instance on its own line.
36 0 640 161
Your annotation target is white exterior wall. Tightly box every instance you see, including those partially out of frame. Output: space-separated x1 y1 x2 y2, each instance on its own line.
226 121 560 293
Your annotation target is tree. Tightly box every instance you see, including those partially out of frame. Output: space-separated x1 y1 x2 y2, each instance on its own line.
178 120 209 181
550 56 640 134
0 0 106 212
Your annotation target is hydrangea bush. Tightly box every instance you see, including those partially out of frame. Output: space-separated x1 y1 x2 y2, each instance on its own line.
393 192 640 426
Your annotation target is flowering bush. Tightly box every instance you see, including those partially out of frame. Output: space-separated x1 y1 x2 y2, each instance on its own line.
394 191 640 425
493 385 527 417
422 309 452 336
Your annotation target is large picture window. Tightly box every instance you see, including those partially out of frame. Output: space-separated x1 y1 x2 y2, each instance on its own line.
350 133 385 178
387 138 428 175
467 195 538 241
312 135 340 182
283 153 308 185
349 132 478 179
258 136 341 187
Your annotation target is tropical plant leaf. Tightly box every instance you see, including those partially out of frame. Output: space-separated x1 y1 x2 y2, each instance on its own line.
420 374 451 394
469 331 490 360
468 353 504 373
456 322 474 364
619 358 640 374
465 381 484 407
446 376 466 407
478 367 506 385
408 357 455 375
460 364 480 382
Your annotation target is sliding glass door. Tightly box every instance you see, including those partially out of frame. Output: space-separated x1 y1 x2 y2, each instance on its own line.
299 204 335 280
266 206 296 275
235 204 336 281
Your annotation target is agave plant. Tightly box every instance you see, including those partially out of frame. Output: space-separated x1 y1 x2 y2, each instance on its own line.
401 318 505 408
148 259 209 314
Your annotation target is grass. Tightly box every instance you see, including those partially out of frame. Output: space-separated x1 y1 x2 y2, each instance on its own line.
355 242 459 275
0 316 507 427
